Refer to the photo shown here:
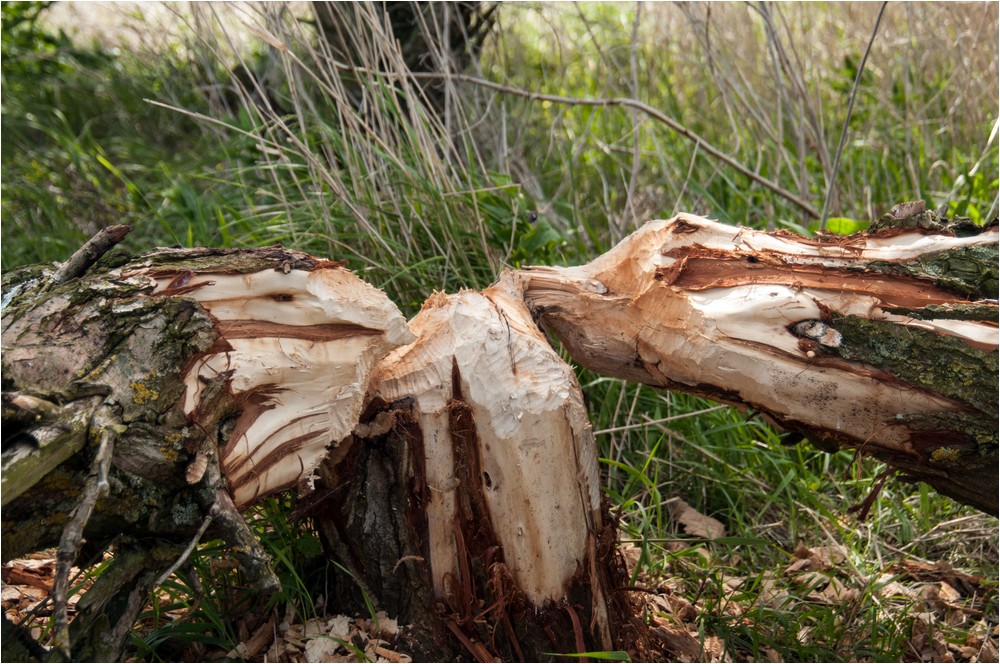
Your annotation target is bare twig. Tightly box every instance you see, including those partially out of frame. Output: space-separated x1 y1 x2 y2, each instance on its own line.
819 2 888 230
427 71 821 219
52 225 131 285
675 142 701 211
52 409 117 658
153 514 214 588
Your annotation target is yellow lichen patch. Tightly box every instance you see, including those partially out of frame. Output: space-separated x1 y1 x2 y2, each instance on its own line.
78 353 117 382
131 370 159 405
930 447 961 466
156 431 185 462
158 443 181 463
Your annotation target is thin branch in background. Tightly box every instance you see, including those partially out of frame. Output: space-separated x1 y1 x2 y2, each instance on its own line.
819 1 888 230
594 404 729 435
263 13 818 220
675 141 701 212
366 67 822 218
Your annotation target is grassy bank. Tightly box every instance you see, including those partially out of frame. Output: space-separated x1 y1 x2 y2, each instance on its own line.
2 2 997 661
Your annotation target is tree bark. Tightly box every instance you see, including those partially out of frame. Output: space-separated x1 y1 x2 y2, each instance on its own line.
2 203 996 660
311 1 497 116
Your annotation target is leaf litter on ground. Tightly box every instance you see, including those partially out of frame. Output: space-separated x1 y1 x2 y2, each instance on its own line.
616 505 997 663
0 517 995 662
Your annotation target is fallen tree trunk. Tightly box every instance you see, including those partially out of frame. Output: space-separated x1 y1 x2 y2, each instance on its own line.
2 203 996 660
2 242 414 659
517 204 998 514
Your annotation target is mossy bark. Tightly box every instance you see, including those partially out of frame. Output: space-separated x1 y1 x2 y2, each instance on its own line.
1 248 334 660
2 269 224 559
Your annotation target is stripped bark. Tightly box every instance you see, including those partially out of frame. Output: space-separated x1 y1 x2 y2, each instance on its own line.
302 283 643 659
517 205 998 513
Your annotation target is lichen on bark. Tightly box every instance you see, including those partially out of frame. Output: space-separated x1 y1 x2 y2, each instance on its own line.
866 203 998 298
884 301 1000 322
2 271 226 559
2 246 292 660
866 243 999 299
831 314 998 418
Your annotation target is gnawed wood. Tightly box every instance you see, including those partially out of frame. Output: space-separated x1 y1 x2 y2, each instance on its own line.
518 211 998 513
130 253 414 507
307 283 646 659
2 204 996 661
2 244 413 660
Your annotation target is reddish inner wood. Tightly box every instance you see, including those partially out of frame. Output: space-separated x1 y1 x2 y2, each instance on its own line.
217 320 381 341
656 248 963 308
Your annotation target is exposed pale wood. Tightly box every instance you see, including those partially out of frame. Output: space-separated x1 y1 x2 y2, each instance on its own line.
3 206 996 661
518 212 998 513
310 281 638 659
134 261 414 507
1 245 414 660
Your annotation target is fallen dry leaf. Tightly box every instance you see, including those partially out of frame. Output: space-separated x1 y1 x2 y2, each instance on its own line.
619 541 643 576
911 611 955 662
938 582 962 603
762 646 784 662
670 498 726 540
874 573 916 601
786 544 848 574
650 591 697 622
892 560 984 597
815 576 859 604
703 635 729 662
243 614 276 659
653 623 706 662
2 562 55 591
757 572 793 610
